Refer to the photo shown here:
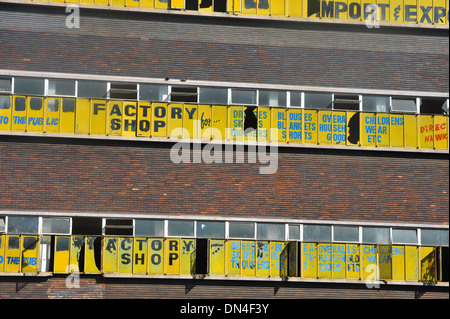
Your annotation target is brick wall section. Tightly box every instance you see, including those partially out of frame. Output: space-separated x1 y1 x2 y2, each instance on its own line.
0 136 447 225
0 4 448 93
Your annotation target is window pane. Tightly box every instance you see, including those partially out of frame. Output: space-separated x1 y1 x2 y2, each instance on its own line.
135 220 164 237
48 79 76 96
199 87 228 104
0 216 5 232
196 221 225 238
14 78 45 95
362 227 390 244
334 94 360 110
421 229 449 246
304 92 332 109
0 78 11 92
259 91 286 107
392 98 416 112
42 218 70 234
362 96 390 112
167 220 194 237
231 89 256 105
257 223 285 241
333 226 359 242
290 92 302 107
392 229 417 244
78 81 107 98
303 225 331 242
289 225 300 240
7 216 39 234
229 222 255 238
0 96 11 109
139 84 169 101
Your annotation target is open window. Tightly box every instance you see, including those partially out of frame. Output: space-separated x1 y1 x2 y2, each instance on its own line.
72 217 102 236
170 86 198 103
333 94 360 110
420 98 448 115
109 83 138 100
104 219 133 236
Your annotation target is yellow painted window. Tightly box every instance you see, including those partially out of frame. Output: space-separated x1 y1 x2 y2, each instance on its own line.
90 99 107 135
133 238 148 274
418 0 433 24
256 241 270 277
211 105 227 141
257 0 270 16
155 0 170 9
111 0 126 7
165 238 181 274
169 103 186 139
227 0 242 12
70 236 84 273
433 115 448 150
180 238 196 275
122 101 137 137
75 98 90 134
4 235 21 273
270 0 285 16
256 106 270 142
243 0 258 15
199 0 214 12
419 115 434 149
420 246 437 282
390 114 405 148
44 98 61 133
434 0 448 25
361 244 377 281
405 245 419 281
404 114 418 148
60 98 76 134
346 111 359 146
378 245 392 280
270 108 286 143
107 100 123 136
171 0 186 9
227 240 241 276
137 102 152 137
26 97 44 132
0 235 5 272
289 0 303 17
318 243 332 278
0 95 12 132
346 243 360 279
392 245 405 281
228 106 244 141
209 239 226 276
198 104 212 140
126 0 140 7
301 242 317 278
152 102 168 138
318 110 333 145
303 110 318 144
148 238 164 274
54 236 70 274
140 0 155 9
118 237 133 274
332 244 346 279
376 113 390 147
241 240 256 276
96 0 109 5
362 0 377 23
79 0 95 4
404 0 419 23
377 0 391 22
361 112 376 147
270 241 287 277
12 96 27 132
103 237 118 274
390 0 405 23
84 237 102 274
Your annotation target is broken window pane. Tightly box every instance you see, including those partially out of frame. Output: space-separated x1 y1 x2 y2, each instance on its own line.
135 219 164 237
362 95 390 112
199 87 228 104
228 222 255 238
167 220 194 237
392 229 417 244
48 79 76 96
7 216 39 234
257 223 285 241
303 224 331 242
259 90 286 107
304 92 332 109
333 226 359 242
14 78 45 95
78 81 108 98
0 78 12 92
362 227 390 244
42 218 70 234
139 84 169 102
196 221 225 238
231 89 256 105
391 98 417 112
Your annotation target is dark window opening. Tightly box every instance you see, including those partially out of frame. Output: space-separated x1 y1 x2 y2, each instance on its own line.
214 0 227 12
110 83 137 100
104 219 133 236
72 217 102 236
14 97 26 112
30 98 43 111
186 0 199 10
333 95 360 110
170 86 198 103
62 99 75 113
420 98 448 115
307 0 321 17
439 247 449 282
244 106 257 133
195 239 208 275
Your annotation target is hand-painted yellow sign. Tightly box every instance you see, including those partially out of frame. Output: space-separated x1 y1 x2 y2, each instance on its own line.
0 95 448 151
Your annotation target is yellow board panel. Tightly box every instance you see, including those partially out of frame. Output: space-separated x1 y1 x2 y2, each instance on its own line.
210 239 226 276
390 114 405 148
287 108 302 144
70 236 84 273
27 97 44 132
133 238 148 274
346 111 359 146
257 0 270 16
361 112 376 147
228 0 242 12
418 0 433 24
270 241 287 277
404 0 419 23
434 0 448 24
228 106 244 141
289 0 303 17
419 114 434 149
0 95 12 132
75 98 90 134
361 244 377 280
404 114 418 148
377 0 391 22
140 0 155 8
390 0 405 23
301 243 317 278
318 110 333 144
148 238 164 274
180 238 195 275
5 235 21 273
212 105 227 140
332 111 347 145
243 0 257 15
0 235 5 272
91 99 107 135
198 104 211 140
152 102 168 138
378 245 392 280
126 0 140 7
376 113 390 147
420 246 437 282
392 245 405 281
103 237 118 274
346 243 360 279
347 0 362 21
155 0 170 9
12 96 27 132
137 102 151 137
165 238 180 274
241 240 256 276
111 0 126 6
60 98 76 134
332 244 346 279
433 115 448 150
318 243 332 278
54 236 70 274
169 103 184 139
271 0 285 16
85 237 101 274
271 108 286 142
95 0 109 5
256 241 270 277
171 0 185 9
405 245 419 281
119 237 133 274
199 0 214 12
227 240 241 276
122 101 137 137
303 109 318 144
334 0 349 20
21 236 39 273
107 100 123 136
79 0 95 4
44 98 60 133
